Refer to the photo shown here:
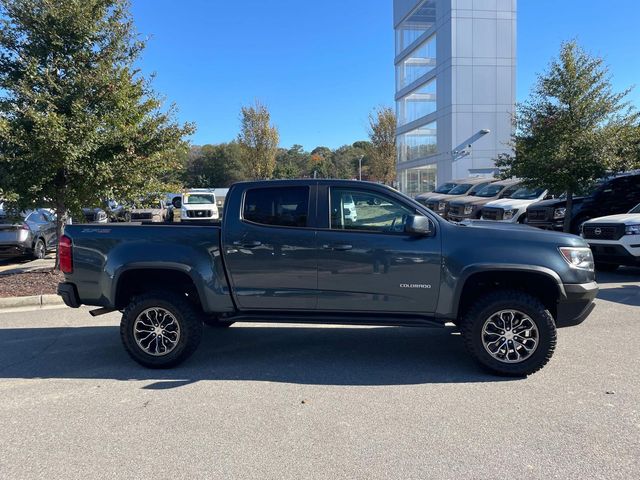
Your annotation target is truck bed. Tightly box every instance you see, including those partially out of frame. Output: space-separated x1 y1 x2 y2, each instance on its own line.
63 223 230 312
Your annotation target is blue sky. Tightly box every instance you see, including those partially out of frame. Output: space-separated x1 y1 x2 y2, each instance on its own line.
131 0 640 150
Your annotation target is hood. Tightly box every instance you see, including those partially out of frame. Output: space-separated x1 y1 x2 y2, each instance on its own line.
449 195 497 207
131 208 163 214
458 219 587 246
528 197 586 209
182 203 217 210
416 193 449 202
482 198 541 210
584 213 640 225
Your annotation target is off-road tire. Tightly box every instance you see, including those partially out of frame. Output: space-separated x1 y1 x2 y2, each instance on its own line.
461 290 557 376
202 316 235 328
120 291 203 368
595 262 619 272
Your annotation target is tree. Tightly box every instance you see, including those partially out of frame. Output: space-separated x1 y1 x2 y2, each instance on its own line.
184 142 244 188
496 41 640 232
0 0 193 265
237 101 279 179
273 144 308 179
368 107 397 185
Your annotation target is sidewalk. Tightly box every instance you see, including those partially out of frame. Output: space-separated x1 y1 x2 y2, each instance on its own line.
0 254 55 276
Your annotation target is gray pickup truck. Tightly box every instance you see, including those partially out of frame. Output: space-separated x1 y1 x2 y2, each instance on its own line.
58 180 598 376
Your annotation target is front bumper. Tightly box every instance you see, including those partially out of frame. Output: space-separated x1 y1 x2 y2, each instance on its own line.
57 282 81 308
587 242 640 266
527 220 564 231
556 282 599 328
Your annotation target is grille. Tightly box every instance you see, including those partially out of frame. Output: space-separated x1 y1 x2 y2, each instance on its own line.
131 212 152 220
448 205 463 216
83 213 96 222
582 224 624 240
482 208 503 221
425 201 438 210
186 210 212 218
527 209 549 221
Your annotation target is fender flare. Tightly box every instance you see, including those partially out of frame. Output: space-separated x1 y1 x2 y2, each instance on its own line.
450 263 566 318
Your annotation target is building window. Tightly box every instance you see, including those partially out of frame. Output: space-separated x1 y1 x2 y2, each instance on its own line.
396 34 436 90
399 165 437 197
395 0 436 55
396 78 436 126
397 122 437 164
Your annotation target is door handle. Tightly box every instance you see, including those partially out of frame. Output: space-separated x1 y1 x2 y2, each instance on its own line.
234 240 262 248
323 243 352 251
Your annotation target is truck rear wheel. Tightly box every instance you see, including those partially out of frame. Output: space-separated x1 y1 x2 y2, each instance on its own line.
120 291 203 368
461 290 557 376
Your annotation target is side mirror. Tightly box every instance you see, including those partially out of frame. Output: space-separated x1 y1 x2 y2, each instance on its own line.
172 197 182 209
405 215 433 236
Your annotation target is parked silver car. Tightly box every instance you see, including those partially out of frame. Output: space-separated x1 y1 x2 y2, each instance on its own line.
0 209 57 259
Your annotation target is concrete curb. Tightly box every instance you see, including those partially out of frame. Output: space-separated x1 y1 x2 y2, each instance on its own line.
0 294 64 310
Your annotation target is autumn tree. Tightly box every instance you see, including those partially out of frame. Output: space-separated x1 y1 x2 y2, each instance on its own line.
368 107 397 185
237 101 279 179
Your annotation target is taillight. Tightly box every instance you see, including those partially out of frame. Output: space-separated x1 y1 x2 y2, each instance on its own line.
59 235 73 273
19 223 30 231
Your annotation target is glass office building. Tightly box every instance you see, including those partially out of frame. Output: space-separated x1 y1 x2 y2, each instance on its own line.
393 0 516 197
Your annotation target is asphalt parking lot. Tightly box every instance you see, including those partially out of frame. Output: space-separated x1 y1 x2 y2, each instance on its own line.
0 269 639 479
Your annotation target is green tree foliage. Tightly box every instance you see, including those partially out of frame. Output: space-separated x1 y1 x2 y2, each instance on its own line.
237 101 279 179
496 41 640 232
273 144 308 179
183 143 244 188
0 0 193 262
368 106 397 185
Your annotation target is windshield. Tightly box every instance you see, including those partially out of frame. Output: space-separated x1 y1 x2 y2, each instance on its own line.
132 197 162 209
474 184 506 198
184 193 215 205
508 187 545 200
629 203 640 214
447 183 472 195
434 182 457 194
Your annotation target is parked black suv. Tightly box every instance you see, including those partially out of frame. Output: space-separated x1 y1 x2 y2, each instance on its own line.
526 172 640 234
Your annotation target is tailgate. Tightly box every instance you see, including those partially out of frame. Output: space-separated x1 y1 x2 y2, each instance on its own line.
0 224 25 244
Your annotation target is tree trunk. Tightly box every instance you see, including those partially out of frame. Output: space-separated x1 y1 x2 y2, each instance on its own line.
54 194 65 270
563 191 573 233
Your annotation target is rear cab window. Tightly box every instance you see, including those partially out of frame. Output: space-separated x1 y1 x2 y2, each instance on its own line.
243 187 310 227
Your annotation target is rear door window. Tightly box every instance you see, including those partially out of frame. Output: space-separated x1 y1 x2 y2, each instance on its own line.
243 187 309 227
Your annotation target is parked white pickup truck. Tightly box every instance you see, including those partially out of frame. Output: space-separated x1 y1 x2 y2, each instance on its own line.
480 187 549 223
581 203 640 271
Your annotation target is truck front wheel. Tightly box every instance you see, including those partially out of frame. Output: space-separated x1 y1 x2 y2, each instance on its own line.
461 290 557 376
120 291 203 368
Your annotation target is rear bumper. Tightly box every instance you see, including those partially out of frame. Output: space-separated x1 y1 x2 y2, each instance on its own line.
57 282 81 308
0 243 29 258
556 282 599 328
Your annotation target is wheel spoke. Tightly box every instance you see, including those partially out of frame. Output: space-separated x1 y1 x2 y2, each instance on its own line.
482 309 539 364
133 307 181 357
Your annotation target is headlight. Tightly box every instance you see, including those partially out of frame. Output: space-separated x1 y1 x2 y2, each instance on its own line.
438 201 446 211
98 212 107 220
553 208 566 219
463 205 475 215
559 247 594 271
503 209 518 220
625 224 640 235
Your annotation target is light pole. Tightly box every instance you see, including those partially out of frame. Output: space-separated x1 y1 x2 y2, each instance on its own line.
358 155 364 181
